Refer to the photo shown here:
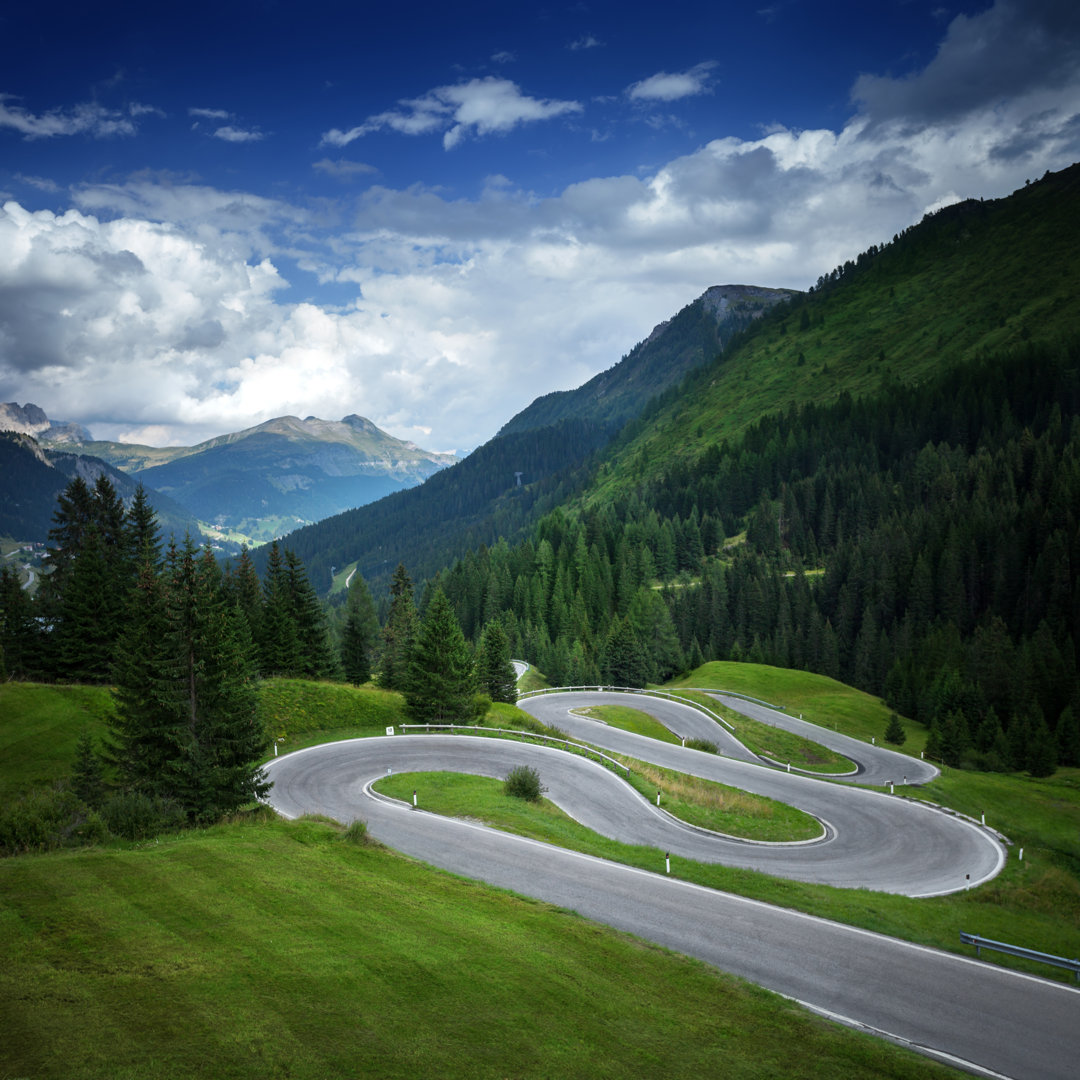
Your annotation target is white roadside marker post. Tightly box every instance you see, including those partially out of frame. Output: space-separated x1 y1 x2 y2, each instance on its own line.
665 853 670 875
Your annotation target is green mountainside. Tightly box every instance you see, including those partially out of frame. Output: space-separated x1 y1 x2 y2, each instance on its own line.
416 165 1080 773
590 166 1080 501
499 284 796 436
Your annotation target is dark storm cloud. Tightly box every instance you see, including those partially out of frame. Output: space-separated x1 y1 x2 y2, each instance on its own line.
852 0 1080 130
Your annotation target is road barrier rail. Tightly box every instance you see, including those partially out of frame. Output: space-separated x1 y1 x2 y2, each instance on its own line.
960 932 1080 981
399 723 630 776
517 685 735 732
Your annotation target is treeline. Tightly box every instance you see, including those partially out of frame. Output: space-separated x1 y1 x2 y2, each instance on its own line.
0 475 336 685
429 341 1079 775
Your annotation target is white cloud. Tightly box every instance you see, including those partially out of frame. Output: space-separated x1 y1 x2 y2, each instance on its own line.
0 95 137 139
321 77 581 149
312 158 378 180
189 107 231 120
213 125 265 143
569 35 602 51
627 62 717 102
2 1 1078 452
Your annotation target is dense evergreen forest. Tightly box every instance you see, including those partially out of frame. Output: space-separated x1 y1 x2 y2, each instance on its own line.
429 340 1079 775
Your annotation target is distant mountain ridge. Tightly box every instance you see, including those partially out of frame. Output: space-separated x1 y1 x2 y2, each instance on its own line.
498 284 797 437
25 411 458 545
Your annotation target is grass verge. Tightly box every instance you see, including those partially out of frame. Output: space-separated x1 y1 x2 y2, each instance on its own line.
671 661 927 756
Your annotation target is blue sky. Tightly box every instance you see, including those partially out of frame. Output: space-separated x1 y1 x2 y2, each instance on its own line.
1 0 1078 452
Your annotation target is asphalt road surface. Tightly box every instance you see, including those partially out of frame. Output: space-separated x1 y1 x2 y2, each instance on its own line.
264 694 1079 1079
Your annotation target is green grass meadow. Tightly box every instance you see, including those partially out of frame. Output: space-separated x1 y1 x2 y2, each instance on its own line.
2 667 1079 1077
0 814 957 1080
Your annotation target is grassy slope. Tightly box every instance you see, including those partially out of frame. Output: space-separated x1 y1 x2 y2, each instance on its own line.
588 167 1080 502
0 683 114 801
672 661 928 753
0 814 952 1080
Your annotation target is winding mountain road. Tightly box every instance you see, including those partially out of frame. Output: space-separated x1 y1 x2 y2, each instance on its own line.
264 690 1079 1079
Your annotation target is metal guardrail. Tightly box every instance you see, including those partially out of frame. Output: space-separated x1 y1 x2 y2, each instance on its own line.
517 685 735 732
398 723 630 776
960 933 1080 981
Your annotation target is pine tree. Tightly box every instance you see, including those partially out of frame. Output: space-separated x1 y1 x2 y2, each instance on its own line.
0 565 41 678
111 539 269 822
601 616 650 688
379 564 420 691
284 549 335 678
476 620 518 703
162 541 269 821
226 545 263 648
404 587 476 723
111 552 180 800
70 728 106 809
884 712 906 746
340 571 380 686
125 484 162 571
259 541 301 676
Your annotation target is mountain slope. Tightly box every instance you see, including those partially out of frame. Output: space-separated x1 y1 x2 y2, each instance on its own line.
0 431 202 543
499 285 796 437
272 284 797 593
589 165 1080 502
263 418 610 593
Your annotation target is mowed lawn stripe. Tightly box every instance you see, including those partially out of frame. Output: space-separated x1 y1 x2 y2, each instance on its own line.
0 816 955 1080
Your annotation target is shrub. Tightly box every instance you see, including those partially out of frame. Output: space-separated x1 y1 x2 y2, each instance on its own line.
101 792 185 841
343 819 370 844
0 786 85 855
685 739 718 753
504 764 546 802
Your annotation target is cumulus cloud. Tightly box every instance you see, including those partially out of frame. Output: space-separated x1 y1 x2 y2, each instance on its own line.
2 0 1078 451
321 77 582 150
0 95 138 139
628 62 717 102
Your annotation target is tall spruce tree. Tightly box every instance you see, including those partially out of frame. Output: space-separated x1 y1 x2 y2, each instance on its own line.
378 563 420 691
340 571 380 686
404 587 476 723
476 620 518 703
601 616 651 688
259 541 301 676
111 538 269 821
284 548 336 678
